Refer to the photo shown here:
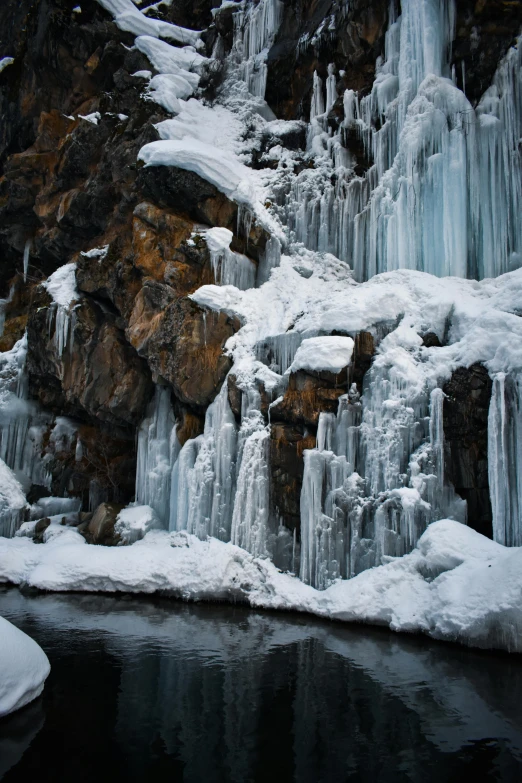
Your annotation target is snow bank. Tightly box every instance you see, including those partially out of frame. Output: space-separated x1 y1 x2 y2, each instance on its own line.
0 615 50 717
43 263 79 307
288 336 354 374
1 519 522 652
138 138 250 199
135 35 206 75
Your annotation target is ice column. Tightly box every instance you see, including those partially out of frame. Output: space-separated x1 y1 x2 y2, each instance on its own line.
169 383 238 541
0 337 52 493
234 0 283 98
135 385 178 526
488 373 522 547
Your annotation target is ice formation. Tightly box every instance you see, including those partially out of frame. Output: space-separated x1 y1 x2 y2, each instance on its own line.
0 0 521 651
0 615 50 717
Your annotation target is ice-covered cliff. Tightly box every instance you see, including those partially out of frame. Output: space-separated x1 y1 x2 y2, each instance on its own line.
0 0 522 650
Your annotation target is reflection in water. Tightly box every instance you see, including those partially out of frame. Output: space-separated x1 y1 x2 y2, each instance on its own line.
1 587 522 782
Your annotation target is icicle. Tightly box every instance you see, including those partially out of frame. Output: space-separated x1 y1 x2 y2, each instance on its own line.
325 64 337 114
234 0 284 98
488 373 522 547
256 236 281 286
169 383 238 540
135 385 177 526
23 240 30 283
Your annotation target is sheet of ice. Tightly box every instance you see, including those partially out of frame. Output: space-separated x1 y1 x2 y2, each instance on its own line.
96 0 201 45
43 263 79 307
288 336 354 374
0 615 50 717
1 519 522 652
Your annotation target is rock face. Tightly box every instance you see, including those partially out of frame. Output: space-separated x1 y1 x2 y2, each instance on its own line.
265 0 389 120
443 364 493 538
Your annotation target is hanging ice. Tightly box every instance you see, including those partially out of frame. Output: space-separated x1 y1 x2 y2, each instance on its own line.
135 385 178 526
488 373 522 547
233 0 283 98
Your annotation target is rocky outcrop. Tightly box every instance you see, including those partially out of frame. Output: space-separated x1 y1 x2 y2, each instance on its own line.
443 363 493 538
265 0 389 121
27 289 153 430
452 0 522 104
86 502 123 546
144 299 239 409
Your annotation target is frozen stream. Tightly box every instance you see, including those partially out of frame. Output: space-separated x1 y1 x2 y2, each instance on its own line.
1 587 522 781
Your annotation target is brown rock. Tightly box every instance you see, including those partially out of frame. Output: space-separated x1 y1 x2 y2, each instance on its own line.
27 289 153 430
145 298 239 409
87 502 124 546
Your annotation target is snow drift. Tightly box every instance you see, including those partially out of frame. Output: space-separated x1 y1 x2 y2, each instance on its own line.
0 615 50 717
0 518 521 653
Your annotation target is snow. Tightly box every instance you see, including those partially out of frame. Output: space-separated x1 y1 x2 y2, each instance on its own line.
138 138 249 198
0 615 50 717
78 112 101 125
288 336 354 374
96 0 202 46
115 504 162 544
0 57 14 74
43 263 79 307
81 245 109 263
1 518 521 652
135 35 206 75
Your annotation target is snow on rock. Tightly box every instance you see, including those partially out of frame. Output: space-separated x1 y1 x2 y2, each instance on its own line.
135 35 206 75
1 519 522 652
288 336 354 374
0 615 50 717
115 504 162 544
138 138 250 198
96 0 202 45
78 112 101 125
81 245 109 263
43 263 79 308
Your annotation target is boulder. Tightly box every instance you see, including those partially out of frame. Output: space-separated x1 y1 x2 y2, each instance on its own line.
87 502 123 546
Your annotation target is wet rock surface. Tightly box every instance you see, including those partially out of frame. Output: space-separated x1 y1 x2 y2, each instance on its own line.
443 364 493 538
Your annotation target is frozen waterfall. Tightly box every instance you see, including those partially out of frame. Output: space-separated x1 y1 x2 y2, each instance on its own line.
283 0 522 282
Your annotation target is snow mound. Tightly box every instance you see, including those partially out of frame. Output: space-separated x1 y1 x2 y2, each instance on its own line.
138 138 250 198
1 520 522 652
115 504 162 544
0 615 50 717
43 263 79 307
288 336 354 374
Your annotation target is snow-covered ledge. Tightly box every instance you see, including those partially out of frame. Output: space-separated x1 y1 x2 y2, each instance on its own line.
0 616 50 717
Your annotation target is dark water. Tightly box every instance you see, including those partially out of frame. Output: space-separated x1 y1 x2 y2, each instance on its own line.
1 588 522 782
